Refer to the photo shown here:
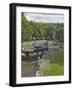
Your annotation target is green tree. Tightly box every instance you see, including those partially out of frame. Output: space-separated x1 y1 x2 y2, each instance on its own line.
55 28 64 43
44 26 56 40
21 12 32 42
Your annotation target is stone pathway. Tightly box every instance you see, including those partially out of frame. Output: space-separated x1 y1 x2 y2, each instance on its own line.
36 59 50 76
36 51 50 76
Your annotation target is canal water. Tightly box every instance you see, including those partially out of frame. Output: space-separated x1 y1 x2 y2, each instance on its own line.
21 41 64 77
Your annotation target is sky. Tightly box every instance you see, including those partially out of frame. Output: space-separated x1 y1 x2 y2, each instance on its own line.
24 12 64 23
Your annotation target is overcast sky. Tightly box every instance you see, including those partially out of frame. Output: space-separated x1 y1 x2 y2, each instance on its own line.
24 12 64 23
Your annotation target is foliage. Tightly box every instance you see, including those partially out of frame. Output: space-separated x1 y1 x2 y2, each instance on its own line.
55 28 64 43
21 12 32 42
21 13 64 43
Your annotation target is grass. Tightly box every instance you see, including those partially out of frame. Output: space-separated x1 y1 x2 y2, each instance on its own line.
51 50 64 65
42 63 64 76
42 50 64 76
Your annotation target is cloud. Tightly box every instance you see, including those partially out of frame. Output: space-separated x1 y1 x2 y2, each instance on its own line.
24 13 64 23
